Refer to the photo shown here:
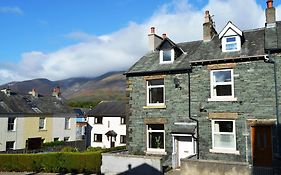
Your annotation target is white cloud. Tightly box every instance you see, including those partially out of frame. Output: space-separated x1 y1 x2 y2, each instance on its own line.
0 0 280 84
0 6 23 15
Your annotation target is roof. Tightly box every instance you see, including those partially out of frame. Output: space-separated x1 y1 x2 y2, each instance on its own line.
0 91 73 115
86 101 126 117
105 130 117 136
125 22 281 76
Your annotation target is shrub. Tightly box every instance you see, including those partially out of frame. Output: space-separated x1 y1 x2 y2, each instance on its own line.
60 146 78 152
86 147 103 152
43 141 64 147
0 152 102 173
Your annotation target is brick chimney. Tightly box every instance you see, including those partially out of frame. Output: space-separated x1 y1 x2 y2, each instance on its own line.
266 0 276 27
52 86 61 99
203 10 217 42
148 27 163 51
29 88 38 97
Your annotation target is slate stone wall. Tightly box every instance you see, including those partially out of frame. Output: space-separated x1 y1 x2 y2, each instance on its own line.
126 55 281 165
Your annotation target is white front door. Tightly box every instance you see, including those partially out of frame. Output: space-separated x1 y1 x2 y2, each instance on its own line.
177 136 194 166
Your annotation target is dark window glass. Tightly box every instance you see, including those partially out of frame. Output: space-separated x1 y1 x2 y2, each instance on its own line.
8 117 15 131
149 87 164 104
94 134 102 142
163 50 171 61
226 37 236 42
215 121 233 132
148 79 164 86
216 85 232 96
95 117 103 124
149 132 164 149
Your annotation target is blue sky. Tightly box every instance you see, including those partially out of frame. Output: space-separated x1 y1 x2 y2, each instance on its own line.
0 0 280 84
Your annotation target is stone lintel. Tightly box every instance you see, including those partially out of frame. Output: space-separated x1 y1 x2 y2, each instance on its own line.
247 119 276 126
208 112 238 119
207 63 237 70
144 117 167 124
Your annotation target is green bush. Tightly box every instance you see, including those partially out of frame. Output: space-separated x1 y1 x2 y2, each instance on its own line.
43 141 64 147
0 152 102 173
86 147 103 152
60 146 78 152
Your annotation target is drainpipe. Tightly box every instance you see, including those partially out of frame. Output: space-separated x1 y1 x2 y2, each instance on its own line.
265 51 280 155
188 71 199 159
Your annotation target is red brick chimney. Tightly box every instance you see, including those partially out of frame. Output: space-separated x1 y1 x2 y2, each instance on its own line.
266 0 276 26
148 27 163 51
52 86 61 98
203 10 217 42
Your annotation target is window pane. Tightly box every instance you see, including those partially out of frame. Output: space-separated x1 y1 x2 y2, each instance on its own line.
149 132 164 149
215 85 232 96
148 124 164 130
226 43 237 50
149 87 164 103
163 50 171 61
226 37 236 42
214 134 235 149
214 121 233 132
213 71 231 83
148 79 164 86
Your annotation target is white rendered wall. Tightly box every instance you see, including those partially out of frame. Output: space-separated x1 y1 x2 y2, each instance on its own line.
0 117 25 151
52 116 76 142
88 116 126 148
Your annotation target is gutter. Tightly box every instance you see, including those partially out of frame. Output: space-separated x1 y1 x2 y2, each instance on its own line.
124 68 192 77
188 71 199 159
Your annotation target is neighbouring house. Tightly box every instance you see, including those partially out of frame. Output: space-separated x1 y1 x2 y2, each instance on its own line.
87 101 126 148
74 108 88 141
0 87 76 151
125 0 281 171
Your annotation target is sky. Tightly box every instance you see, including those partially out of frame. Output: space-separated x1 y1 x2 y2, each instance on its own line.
0 0 280 84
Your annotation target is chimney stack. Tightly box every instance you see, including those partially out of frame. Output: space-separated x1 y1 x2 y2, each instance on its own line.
148 27 163 51
266 0 276 27
203 10 217 42
162 33 167 39
29 88 38 97
52 86 61 99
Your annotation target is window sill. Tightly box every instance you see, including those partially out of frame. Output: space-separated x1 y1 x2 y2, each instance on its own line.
143 105 166 109
39 129 47 132
208 97 237 102
7 130 16 132
145 150 167 155
160 61 174 64
209 148 240 155
93 141 103 143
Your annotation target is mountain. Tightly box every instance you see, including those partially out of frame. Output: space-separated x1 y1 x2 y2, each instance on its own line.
0 71 126 102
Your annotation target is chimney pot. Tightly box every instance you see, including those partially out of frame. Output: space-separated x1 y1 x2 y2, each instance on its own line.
162 33 167 39
205 10 209 16
267 0 273 8
150 27 155 34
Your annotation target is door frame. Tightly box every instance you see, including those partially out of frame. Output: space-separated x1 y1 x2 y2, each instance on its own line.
172 134 196 168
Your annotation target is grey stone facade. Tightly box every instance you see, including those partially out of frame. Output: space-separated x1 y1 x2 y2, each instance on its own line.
126 56 281 165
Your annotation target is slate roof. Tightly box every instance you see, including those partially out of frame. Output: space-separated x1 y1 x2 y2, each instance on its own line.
126 22 281 76
171 124 196 134
0 91 73 115
86 101 126 117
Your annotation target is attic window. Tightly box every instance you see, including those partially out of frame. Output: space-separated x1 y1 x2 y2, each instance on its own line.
160 49 174 64
219 22 242 53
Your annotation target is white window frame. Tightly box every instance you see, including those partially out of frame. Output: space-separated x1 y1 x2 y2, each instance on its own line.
120 117 126 125
94 117 103 124
222 36 241 52
209 69 237 101
210 119 239 154
146 124 166 154
39 117 46 130
65 117 70 130
120 135 126 144
94 134 102 142
7 117 16 131
6 141 15 150
159 49 174 64
146 79 165 106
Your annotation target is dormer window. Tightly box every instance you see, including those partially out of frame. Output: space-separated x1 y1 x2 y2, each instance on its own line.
160 49 174 64
219 22 243 53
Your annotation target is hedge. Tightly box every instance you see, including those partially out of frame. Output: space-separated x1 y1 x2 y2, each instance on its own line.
0 151 102 173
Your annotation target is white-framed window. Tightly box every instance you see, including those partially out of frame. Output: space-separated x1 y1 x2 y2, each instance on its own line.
7 117 16 131
94 117 103 124
120 117 126 125
120 135 126 144
160 49 174 64
39 117 46 130
147 124 165 153
64 137 70 142
6 141 15 150
54 137 59 141
209 69 236 101
94 134 102 142
222 36 241 52
211 120 238 154
147 79 165 106
65 117 70 130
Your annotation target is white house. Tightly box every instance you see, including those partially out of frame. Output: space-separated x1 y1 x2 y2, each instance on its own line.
87 101 126 148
